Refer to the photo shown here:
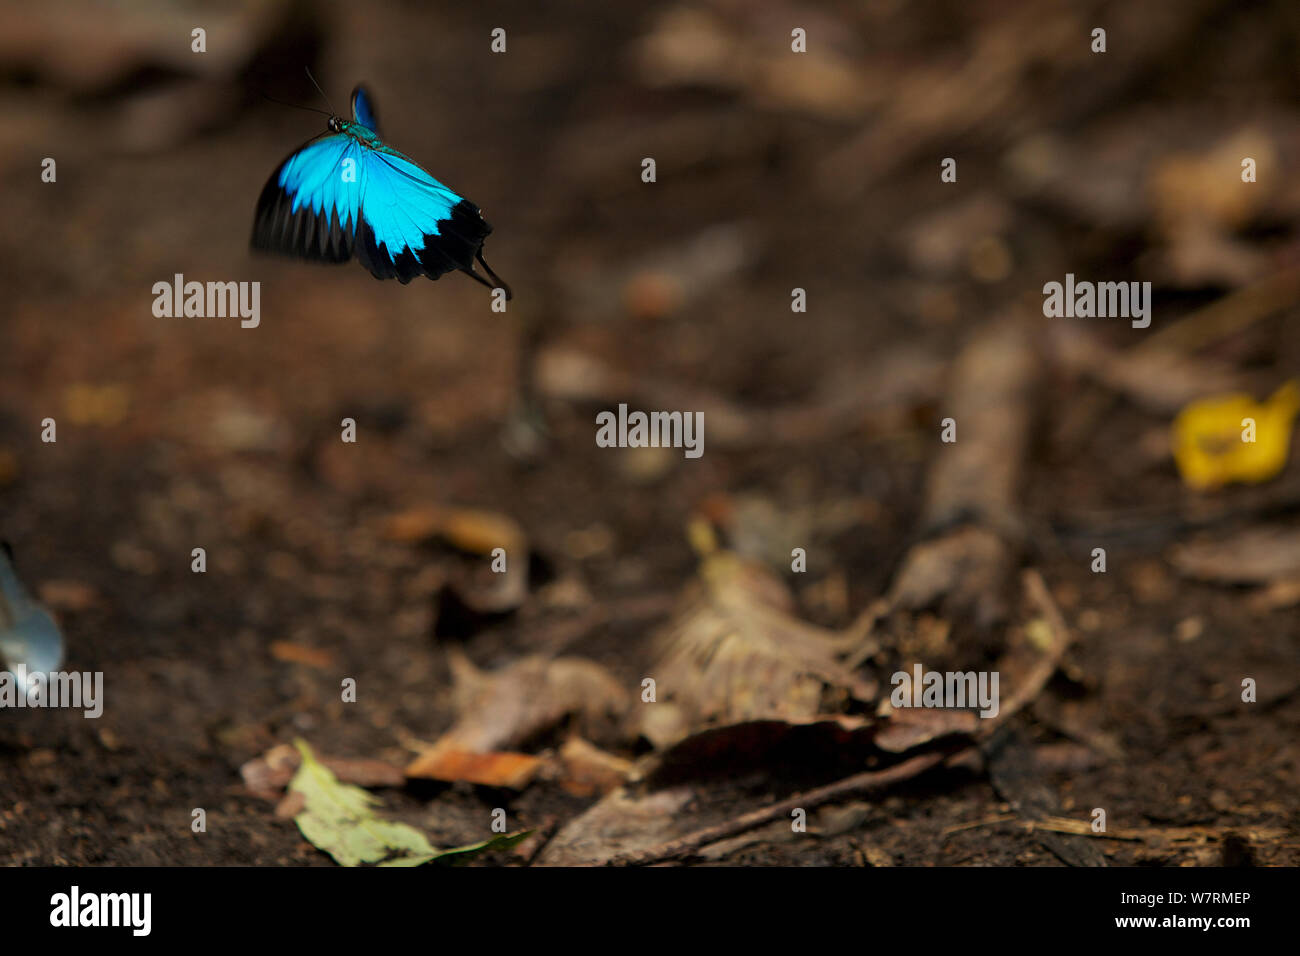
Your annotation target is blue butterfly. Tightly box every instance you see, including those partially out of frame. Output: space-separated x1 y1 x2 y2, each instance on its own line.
0 542 64 694
252 85 510 298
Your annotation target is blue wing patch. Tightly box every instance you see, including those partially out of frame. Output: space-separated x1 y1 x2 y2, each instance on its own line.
0 544 64 685
353 149 490 283
252 84 510 296
351 85 380 134
251 134 361 262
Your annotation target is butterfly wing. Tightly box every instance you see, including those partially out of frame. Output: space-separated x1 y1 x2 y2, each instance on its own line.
352 148 493 284
250 133 362 263
252 120 498 287
351 85 380 134
0 547 64 682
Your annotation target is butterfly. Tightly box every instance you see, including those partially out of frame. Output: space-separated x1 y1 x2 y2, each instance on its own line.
0 542 64 692
251 84 510 298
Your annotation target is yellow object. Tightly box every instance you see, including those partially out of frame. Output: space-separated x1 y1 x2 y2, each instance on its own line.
1172 380 1300 490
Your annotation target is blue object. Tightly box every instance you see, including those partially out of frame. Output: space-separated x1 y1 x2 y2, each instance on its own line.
0 544 64 690
251 84 510 297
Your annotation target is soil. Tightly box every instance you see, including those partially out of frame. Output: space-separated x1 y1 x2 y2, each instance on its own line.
1 0 1297 866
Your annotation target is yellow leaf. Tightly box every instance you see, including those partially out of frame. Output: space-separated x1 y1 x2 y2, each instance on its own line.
1171 380 1300 490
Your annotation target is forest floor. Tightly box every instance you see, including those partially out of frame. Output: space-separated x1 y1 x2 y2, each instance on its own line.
0 0 1297 865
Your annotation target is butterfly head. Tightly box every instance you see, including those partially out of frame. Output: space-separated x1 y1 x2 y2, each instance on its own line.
327 115 344 133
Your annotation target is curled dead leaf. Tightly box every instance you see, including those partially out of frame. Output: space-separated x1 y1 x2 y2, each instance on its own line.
382 504 530 614
553 737 635 797
635 548 876 750
404 748 543 790
428 650 630 756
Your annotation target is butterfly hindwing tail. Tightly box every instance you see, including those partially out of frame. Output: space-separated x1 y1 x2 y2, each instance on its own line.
251 87 510 297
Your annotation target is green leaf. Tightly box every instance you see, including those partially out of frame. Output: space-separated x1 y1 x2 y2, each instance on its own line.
379 830 534 867
289 739 531 867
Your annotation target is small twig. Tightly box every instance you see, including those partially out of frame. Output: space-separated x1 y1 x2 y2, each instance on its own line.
947 814 1286 846
1134 261 1300 357
606 570 1074 866
516 817 561 866
976 569 1072 740
605 749 961 866
943 812 1020 834
842 597 889 669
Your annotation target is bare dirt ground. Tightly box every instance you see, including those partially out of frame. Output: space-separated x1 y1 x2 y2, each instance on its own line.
1 0 1297 866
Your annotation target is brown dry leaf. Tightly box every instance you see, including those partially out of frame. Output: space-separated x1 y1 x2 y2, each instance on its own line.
1158 226 1269 289
552 737 634 797
632 5 872 121
870 570 1074 753
382 505 526 554
545 570 1075 866
697 493 815 570
36 579 100 612
1170 526 1300 584
900 194 1014 277
889 526 1010 622
919 319 1037 534
821 3 1095 196
643 717 873 788
1247 576 1300 612
1148 129 1278 287
873 708 979 754
404 748 543 790
635 540 876 750
983 570 1074 734
1048 322 1243 415
428 649 629 756
382 505 528 614
638 688 972 765
536 786 699 866
1004 108 1300 236
890 318 1039 626
269 641 337 670
240 743 405 800
876 570 1076 753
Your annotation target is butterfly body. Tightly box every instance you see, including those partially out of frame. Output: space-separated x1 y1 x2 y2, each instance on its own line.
252 85 510 297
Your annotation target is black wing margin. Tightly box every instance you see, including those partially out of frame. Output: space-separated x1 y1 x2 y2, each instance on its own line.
353 199 493 285
250 141 357 264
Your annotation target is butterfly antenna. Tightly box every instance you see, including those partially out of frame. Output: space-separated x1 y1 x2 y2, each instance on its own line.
467 250 512 300
257 91 330 117
304 67 336 115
